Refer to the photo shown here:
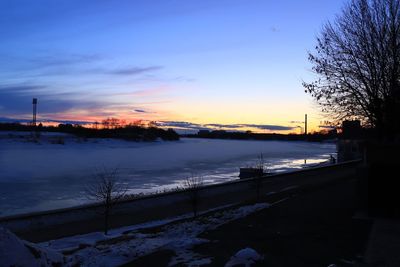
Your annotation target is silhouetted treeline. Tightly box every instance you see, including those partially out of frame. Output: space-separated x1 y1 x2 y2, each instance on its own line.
183 130 337 142
0 122 29 132
0 123 179 141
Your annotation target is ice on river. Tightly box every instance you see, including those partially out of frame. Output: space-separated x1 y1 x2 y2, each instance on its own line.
0 132 336 216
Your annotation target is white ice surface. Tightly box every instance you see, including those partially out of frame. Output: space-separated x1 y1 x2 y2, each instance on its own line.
0 134 336 215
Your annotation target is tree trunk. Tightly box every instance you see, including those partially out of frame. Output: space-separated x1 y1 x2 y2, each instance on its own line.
104 206 110 235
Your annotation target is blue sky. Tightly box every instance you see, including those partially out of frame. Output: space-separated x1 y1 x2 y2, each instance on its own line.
0 0 346 132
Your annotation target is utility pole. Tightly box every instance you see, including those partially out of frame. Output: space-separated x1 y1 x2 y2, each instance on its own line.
304 114 308 135
32 98 37 126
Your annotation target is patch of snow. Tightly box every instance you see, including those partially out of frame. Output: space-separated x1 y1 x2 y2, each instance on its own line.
40 203 237 252
0 227 65 267
225 247 264 267
42 232 107 251
169 254 212 267
41 202 270 266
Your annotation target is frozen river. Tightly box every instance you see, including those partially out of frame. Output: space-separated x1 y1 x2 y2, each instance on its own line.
0 133 336 216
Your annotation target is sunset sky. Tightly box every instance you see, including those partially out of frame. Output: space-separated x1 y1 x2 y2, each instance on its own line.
0 0 346 133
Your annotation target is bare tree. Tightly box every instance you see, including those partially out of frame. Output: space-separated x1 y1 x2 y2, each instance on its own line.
101 119 110 129
303 0 400 137
108 118 120 129
255 153 265 172
253 153 265 202
183 175 204 218
101 117 121 129
86 167 127 235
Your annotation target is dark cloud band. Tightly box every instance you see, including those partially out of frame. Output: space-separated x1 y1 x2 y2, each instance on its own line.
157 121 296 132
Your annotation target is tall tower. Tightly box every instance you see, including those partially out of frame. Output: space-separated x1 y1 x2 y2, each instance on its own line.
32 98 37 126
304 114 308 135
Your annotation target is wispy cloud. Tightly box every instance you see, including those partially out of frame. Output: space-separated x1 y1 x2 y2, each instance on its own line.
204 123 242 129
157 121 202 128
240 124 295 131
205 123 296 131
3 53 164 79
100 86 173 98
173 76 196 83
156 121 210 132
0 82 170 122
0 84 102 115
0 116 91 125
157 121 296 133
270 26 279 32
0 84 46 94
133 109 149 113
318 125 336 129
107 66 163 76
28 54 103 68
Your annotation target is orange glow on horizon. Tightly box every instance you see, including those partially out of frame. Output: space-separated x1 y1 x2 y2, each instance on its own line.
10 95 327 134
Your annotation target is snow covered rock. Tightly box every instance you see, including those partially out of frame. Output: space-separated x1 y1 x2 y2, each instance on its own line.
0 227 65 267
225 247 264 267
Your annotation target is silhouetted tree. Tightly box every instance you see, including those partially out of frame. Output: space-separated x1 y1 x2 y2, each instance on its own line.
101 119 110 129
183 175 204 218
108 118 120 129
253 153 265 201
148 121 157 128
101 117 120 129
131 120 144 127
303 0 400 138
86 167 127 235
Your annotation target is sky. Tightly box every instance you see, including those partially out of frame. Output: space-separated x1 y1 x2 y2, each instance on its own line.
0 0 346 133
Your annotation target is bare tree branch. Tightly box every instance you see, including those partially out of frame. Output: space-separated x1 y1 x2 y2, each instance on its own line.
303 0 400 137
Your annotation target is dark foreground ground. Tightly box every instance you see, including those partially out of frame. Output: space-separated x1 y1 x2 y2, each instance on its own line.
124 178 372 267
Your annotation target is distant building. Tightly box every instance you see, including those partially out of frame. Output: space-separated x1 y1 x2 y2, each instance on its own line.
211 130 226 134
342 120 361 139
198 130 210 135
337 120 363 162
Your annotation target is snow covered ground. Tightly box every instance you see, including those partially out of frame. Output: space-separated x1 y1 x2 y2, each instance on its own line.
0 132 336 216
38 202 270 266
225 247 264 267
0 227 65 267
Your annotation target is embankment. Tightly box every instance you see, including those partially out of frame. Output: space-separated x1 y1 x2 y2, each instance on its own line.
0 160 362 242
